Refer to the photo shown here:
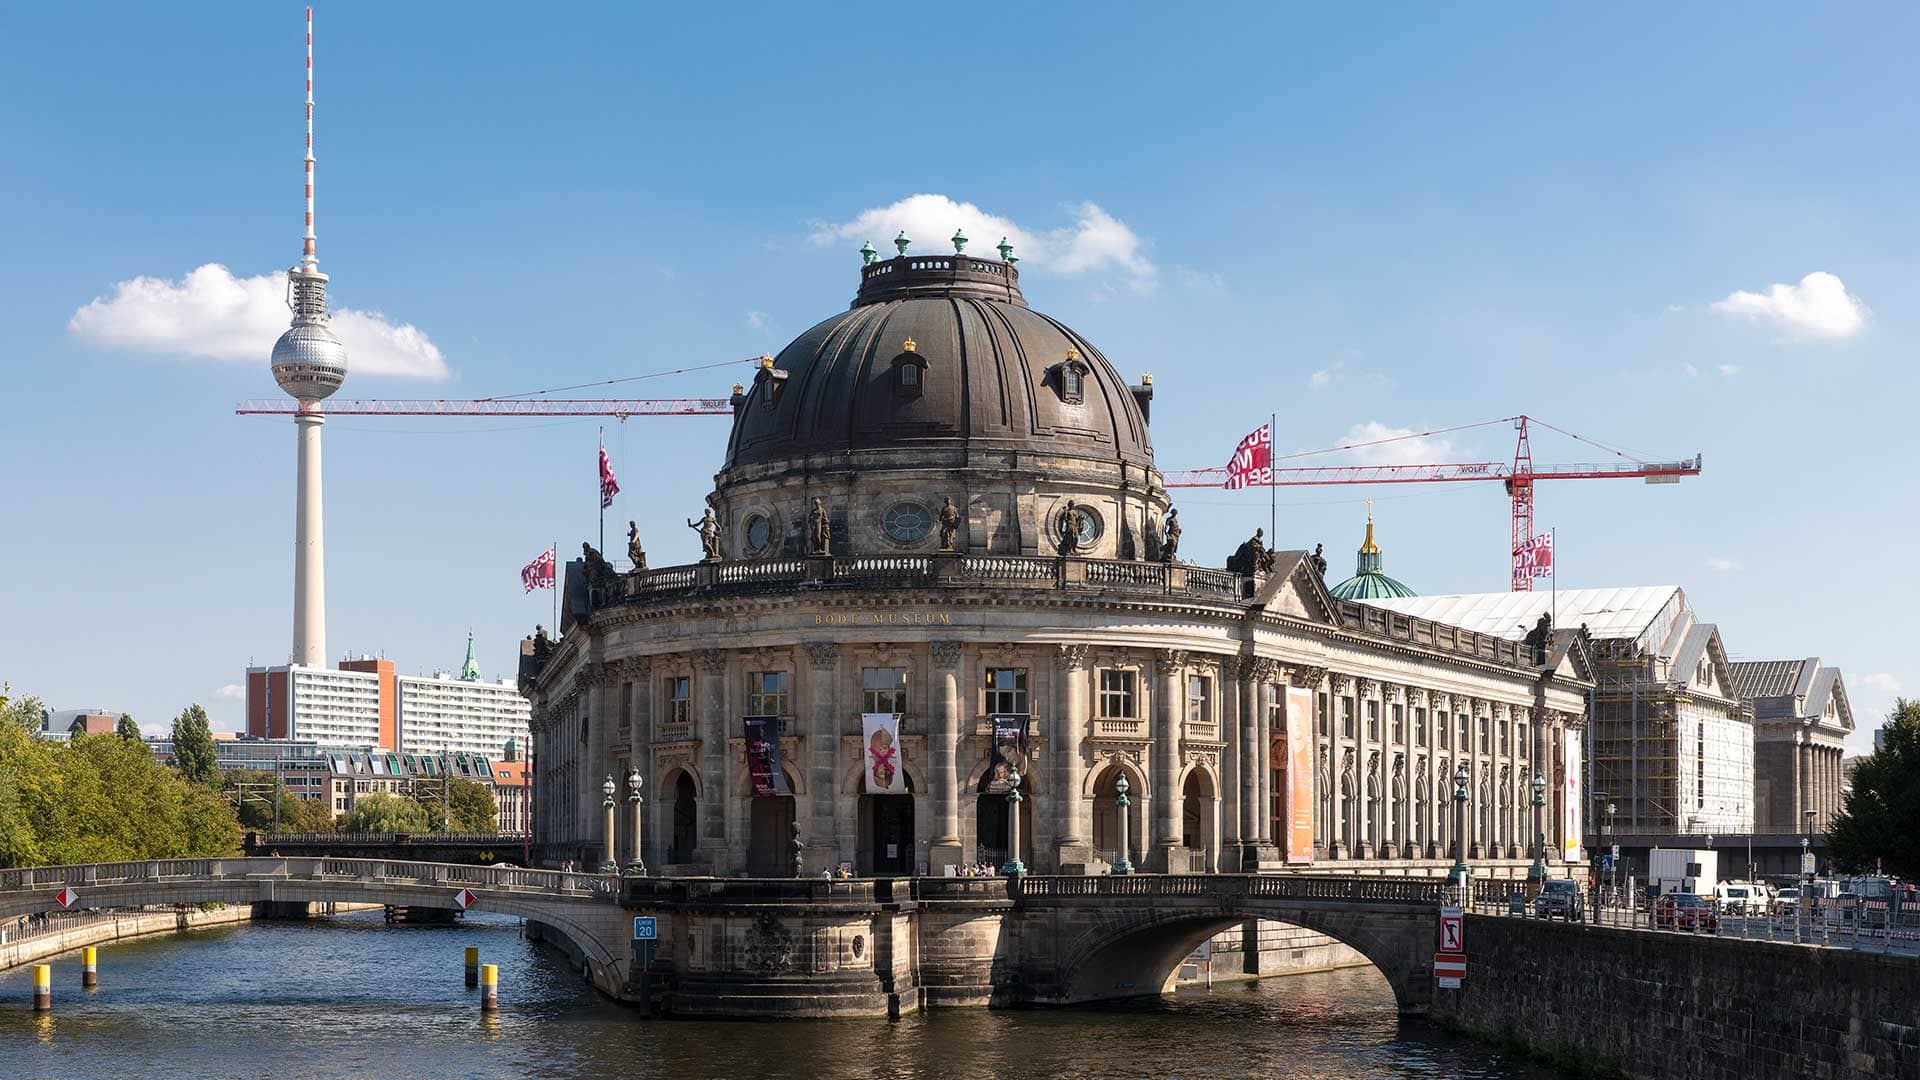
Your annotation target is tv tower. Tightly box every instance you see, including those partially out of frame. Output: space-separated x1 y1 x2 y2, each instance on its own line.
269 6 346 667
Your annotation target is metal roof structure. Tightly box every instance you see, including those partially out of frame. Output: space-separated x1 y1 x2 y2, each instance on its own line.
1363 585 1687 653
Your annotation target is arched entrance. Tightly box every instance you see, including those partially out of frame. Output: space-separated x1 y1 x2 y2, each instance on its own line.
1089 764 1144 871
746 766 799 877
975 769 1033 868
1180 768 1217 872
858 773 915 876
668 771 698 864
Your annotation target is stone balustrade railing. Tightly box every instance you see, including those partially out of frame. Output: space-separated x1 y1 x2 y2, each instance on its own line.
0 857 617 902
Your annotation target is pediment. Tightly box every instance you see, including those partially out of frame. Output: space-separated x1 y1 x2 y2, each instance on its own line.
1252 551 1338 624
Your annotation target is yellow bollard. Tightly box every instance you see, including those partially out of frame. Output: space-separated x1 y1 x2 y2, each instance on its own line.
479 963 498 1013
33 964 51 1011
464 946 480 988
82 946 98 990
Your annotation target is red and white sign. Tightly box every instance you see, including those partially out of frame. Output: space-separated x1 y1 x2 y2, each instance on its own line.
1439 906 1464 953
1434 952 1467 984
453 888 476 911
1515 532 1553 578
55 886 79 909
1221 422 1273 490
521 546 556 593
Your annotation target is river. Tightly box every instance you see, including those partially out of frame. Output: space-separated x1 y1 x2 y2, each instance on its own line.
0 911 1550 1079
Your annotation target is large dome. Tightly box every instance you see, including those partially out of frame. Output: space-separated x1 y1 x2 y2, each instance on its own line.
722 250 1154 474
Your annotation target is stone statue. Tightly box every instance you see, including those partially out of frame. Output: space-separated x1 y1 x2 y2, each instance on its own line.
1523 610 1553 664
1309 542 1328 579
581 542 618 589
627 520 648 573
529 624 554 663
1161 507 1181 564
687 509 722 562
1056 500 1082 556
1227 527 1268 575
937 496 961 552
807 497 832 556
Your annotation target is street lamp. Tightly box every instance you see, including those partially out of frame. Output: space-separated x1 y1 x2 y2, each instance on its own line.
1528 770 1549 884
1450 763 1471 892
1605 801 1617 835
599 775 619 874
1001 766 1027 876
1112 773 1134 875
624 768 646 877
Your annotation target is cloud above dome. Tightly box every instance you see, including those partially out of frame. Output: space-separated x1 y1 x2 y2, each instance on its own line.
1709 270 1867 341
811 194 1154 287
68 262 450 379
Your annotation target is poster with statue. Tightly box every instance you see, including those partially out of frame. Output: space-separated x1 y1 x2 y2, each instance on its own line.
861 712 904 793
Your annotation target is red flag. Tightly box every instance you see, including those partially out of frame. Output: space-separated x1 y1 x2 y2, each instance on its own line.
1222 421 1273 490
521 546 556 593
599 446 620 509
1516 533 1553 578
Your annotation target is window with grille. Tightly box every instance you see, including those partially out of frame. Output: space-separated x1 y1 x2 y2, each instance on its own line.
862 667 909 714
985 668 1028 715
1098 669 1137 718
748 671 789 716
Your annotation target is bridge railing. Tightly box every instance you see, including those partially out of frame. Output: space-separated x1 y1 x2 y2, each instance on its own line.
0 857 617 902
1015 873 1451 905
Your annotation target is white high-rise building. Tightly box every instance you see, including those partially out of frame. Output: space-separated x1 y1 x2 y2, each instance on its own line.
246 663 382 747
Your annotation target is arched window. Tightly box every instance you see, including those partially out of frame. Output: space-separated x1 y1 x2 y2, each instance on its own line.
1053 348 1090 405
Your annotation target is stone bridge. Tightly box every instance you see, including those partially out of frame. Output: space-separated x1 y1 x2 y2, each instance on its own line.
242 831 533 866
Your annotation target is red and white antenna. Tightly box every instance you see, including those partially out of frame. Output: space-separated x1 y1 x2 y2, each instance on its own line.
300 5 318 274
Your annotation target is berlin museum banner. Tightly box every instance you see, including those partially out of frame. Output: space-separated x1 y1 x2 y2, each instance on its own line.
743 715 790 797
861 712 905 794
985 713 1028 794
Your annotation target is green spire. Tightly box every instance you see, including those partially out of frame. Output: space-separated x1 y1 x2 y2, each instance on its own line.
460 630 480 681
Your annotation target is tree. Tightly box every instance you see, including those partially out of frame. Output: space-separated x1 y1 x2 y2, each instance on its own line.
223 770 333 833
444 777 499 833
338 792 432 834
1828 698 1920 879
2 688 46 733
117 713 140 740
170 704 219 787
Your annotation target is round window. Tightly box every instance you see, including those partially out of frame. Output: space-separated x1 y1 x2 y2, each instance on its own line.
743 514 773 556
883 502 933 543
1063 505 1103 547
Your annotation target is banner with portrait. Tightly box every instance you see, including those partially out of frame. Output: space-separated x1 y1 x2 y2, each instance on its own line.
985 714 1029 794
1561 735 1582 863
743 715 790 797
861 712 905 794
1285 687 1316 864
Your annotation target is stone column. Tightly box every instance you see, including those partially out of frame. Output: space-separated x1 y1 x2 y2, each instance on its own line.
1236 657 1261 870
929 640 964 874
802 642 840 874
1356 679 1377 859
1151 650 1186 873
693 648 729 870
1219 671 1241 853
628 657 654 867
1054 644 1091 869
1255 666 1273 850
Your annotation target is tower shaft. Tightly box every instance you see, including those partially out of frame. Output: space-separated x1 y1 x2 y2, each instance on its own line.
292 411 327 666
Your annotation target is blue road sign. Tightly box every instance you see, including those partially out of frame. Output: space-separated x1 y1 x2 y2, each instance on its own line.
1601 855 1615 872
633 916 658 941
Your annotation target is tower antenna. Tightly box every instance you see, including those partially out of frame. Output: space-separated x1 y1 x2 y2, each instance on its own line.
301 5 317 274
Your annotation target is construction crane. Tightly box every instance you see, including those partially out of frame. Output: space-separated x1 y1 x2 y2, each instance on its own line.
1160 415 1702 592
235 398 734 417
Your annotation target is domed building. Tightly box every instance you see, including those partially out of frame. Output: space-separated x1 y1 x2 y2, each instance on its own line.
1328 511 1418 601
522 238 1593 888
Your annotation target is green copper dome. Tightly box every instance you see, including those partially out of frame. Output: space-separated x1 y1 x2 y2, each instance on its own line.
1329 515 1417 601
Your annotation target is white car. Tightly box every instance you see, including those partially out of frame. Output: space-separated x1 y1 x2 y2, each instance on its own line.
1713 881 1771 916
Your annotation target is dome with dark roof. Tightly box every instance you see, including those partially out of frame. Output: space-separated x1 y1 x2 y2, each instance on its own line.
721 246 1154 476
1329 515 1417 601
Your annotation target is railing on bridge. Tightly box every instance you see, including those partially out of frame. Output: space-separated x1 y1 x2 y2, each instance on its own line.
0 857 617 903
250 832 529 846
1016 873 1454 905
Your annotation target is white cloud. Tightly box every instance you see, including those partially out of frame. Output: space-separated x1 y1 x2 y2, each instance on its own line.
69 263 450 378
1335 421 1455 467
811 194 1154 286
1174 265 1225 293
745 311 768 331
1858 672 1901 696
1706 557 1741 573
1710 271 1867 341
1309 367 1335 389
1718 364 1741 377
1683 363 1700 376
214 683 245 701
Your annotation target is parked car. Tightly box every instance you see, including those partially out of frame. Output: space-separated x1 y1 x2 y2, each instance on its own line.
1713 881 1771 916
1535 879 1586 922
1653 892 1719 933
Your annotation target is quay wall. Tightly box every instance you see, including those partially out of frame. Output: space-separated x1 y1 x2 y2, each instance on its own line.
0 902 386 973
1428 914 1920 1079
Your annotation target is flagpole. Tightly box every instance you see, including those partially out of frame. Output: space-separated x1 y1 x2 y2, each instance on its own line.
1550 527 1557 628
598 427 606 553
1269 412 1276 545
553 540 559 634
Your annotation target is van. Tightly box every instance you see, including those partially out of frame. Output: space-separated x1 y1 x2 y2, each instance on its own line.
1713 881 1770 916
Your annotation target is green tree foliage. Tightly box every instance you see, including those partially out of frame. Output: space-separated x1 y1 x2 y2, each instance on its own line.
2 688 46 733
117 713 140 740
222 770 334 833
337 792 432 834
1829 699 1920 879
0 723 241 868
437 777 499 833
170 704 219 787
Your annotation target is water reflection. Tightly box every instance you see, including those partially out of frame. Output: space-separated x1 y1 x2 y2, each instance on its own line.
0 911 1548 1079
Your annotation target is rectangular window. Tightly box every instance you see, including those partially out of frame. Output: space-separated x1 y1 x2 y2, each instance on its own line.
1517 722 1527 759
1697 721 1706 807
1187 675 1213 728
1392 703 1405 744
862 667 910 714
1098 669 1137 718
1500 720 1510 756
1340 697 1355 738
1367 699 1380 741
1317 693 1330 736
748 670 790 716
620 682 634 729
1479 716 1490 754
985 668 1028 715
1458 714 1469 751
1415 707 1428 747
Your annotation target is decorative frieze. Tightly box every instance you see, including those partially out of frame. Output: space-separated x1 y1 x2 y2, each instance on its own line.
1153 649 1188 676
1356 678 1376 698
1056 643 1089 671
1328 673 1352 694
802 641 839 669
1383 683 1403 704
930 640 964 669
1290 665 1327 690
694 648 728 674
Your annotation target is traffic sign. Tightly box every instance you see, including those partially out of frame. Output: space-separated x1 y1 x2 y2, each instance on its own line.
633 916 658 941
1610 844 1621 859
1601 855 1614 872
1439 906 1464 953
453 888 477 911
1434 952 1466 988
54 887 78 909
1801 852 1817 876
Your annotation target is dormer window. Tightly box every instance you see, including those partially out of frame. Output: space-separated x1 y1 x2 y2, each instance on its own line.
891 337 927 399
752 355 789 409
1054 347 1090 405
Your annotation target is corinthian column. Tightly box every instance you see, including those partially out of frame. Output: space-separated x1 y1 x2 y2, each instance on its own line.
1152 650 1186 873
1054 644 1091 868
930 640 964 874
803 641 840 874
694 648 729 870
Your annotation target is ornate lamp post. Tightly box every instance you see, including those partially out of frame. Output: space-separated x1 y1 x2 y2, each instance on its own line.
1112 773 1135 875
1528 770 1549 885
1450 763 1471 893
624 768 646 876
1001 766 1027 876
599 775 619 874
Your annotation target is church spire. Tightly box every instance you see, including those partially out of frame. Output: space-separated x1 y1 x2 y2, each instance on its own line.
459 630 480 681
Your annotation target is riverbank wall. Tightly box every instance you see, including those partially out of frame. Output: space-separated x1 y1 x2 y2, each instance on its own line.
0 902 387 973
1428 914 1920 1079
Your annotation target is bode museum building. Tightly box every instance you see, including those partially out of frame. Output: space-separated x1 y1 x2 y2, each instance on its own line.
521 241 1593 880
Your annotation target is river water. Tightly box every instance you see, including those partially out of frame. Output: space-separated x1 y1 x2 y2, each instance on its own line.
0 911 1549 1080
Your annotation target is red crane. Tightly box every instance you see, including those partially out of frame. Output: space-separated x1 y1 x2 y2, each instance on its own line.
1160 415 1702 592
234 398 733 417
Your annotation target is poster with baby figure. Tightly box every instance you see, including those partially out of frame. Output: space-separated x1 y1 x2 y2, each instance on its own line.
861 712 904 793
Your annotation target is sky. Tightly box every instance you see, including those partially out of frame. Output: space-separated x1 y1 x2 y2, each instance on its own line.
1 3 1913 753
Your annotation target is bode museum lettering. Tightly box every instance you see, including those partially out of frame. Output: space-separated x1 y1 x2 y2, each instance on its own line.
813 611 955 626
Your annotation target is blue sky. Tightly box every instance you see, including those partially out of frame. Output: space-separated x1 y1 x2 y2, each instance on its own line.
2 3 1912 751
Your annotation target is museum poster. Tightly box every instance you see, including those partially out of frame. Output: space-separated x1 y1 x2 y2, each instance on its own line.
1561 734 1582 863
1285 686 1315 864
743 715 790 797
861 712 905 794
985 713 1028 794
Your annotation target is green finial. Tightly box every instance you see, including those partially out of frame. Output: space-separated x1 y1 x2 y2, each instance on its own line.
996 236 1015 263
460 630 480 681
859 240 877 266
894 230 911 256
951 228 967 253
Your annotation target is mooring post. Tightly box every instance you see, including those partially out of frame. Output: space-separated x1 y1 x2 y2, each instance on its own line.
480 963 499 1013
82 946 98 989
33 964 51 1011
465 946 480 988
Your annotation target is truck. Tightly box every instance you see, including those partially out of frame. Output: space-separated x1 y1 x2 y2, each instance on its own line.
1647 848 1718 897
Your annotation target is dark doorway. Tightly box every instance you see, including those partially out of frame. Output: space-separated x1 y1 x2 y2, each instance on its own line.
669 772 697 863
858 772 915 875
747 792 796 877
976 769 1032 867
